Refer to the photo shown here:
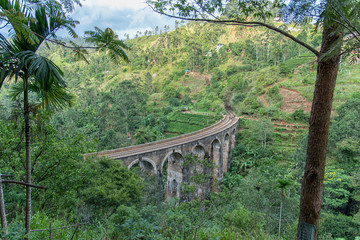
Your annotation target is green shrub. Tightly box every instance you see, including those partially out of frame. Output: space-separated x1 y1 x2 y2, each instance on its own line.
110 205 140 225
163 85 180 99
211 68 226 82
165 122 203 134
267 85 283 105
320 213 360 240
226 65 253 76
165 112 220 134
226 65 239 75
238 65 253 72
302 74 316 85
116 218 161 239
279 56 313 75
122 66 130 72
254 86 265 95
222 204 265 235
292 109 309 122
163 106 173 115
243 96 261 110
79 158 144 211
172 70 185 78
3 218 24 240
181 95 192 105
167 112 219 125
165 132 179 138
233 93 247 104
169 97 181 106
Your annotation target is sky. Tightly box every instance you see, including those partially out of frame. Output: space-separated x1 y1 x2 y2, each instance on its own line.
66 0 175 39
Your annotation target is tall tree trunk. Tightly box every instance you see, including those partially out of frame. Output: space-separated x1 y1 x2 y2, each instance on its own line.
0 179 7 236
24 76 31 239
297 21 342 239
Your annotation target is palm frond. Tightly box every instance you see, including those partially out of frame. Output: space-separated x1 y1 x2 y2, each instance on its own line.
85 27 130 64
47 3 79 39
9 81 23 100
51 0 82 13
70 41 89 63
1 0 79 117
13 50 65 89
9 79 75 110
1 0 39 46
0 33 23 85
41 84 75 110
8 80 38 100
28 54 66 89
0 66 15 87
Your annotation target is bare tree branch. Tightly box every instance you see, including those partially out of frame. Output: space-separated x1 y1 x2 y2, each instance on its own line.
36 159 61 183
31 148 44 175
39 35 105 50
147 5 320 56
1 180 46 189
333 19 360 43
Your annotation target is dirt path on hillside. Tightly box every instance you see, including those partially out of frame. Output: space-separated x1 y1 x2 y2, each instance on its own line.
259 85 312 114
259 95 269 107
259 85 273 107
279 87 312 113
264 85 272 90
186 72 211 85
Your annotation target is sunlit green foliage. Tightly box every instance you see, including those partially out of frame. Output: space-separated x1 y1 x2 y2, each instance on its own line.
1 9 360 239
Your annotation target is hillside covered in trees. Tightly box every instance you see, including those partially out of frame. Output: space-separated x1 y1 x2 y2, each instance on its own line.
1 17 360 239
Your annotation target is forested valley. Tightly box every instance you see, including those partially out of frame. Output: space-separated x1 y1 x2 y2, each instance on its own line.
1 17 360 239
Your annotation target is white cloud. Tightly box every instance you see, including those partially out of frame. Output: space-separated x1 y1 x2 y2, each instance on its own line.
68 0 175 39
80 0 148 11
1 0 176 39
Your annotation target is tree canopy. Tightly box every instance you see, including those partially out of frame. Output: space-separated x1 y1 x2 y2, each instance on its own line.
0 0 130 237
147 0 360 238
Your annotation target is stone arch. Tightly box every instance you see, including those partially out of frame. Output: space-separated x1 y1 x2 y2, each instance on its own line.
211 138 223 192
128 157 157 173
192 144 207 159
160 150 183 175
163 151 184 200
211 137 222 148
223 133 231 173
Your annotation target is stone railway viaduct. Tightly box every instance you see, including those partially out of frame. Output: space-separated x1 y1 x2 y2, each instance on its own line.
84 113 239 201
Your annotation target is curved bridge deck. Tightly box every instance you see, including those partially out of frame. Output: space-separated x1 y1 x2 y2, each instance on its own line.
85 112 239 201
85 113 238 160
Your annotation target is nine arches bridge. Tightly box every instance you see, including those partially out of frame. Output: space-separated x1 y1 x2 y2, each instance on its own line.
84 112 239 200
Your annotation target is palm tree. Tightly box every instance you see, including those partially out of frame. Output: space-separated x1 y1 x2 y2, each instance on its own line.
0 1 77 237
1 0 130 236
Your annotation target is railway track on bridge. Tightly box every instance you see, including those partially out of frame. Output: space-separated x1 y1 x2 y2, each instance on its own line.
84 112 239 160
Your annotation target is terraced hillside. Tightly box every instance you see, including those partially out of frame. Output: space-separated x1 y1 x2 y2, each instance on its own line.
164 112 222 138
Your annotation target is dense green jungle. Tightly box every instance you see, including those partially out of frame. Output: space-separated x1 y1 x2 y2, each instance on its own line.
1 20 360 239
